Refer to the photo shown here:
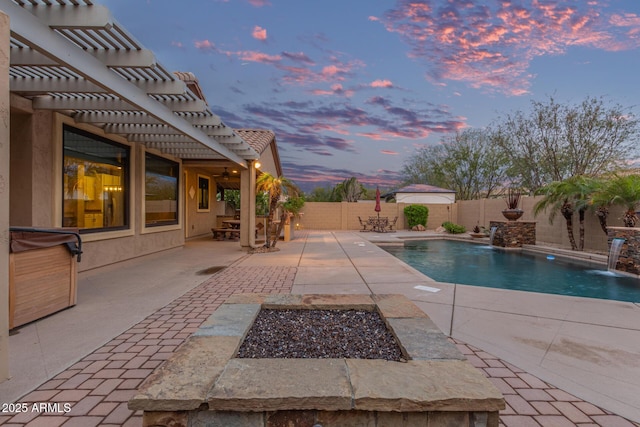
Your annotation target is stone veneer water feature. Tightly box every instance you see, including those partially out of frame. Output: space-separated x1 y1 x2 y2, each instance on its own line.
489 221 536 248
607 227 640 276
129 294 504 427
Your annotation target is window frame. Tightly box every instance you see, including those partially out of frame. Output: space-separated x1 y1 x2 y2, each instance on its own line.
62 124 130 234
144 151 180 228
197 174 211 212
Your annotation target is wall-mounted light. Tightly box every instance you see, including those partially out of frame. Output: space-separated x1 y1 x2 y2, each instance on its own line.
254 161 262 169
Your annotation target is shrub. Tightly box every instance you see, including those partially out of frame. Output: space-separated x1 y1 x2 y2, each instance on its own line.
442 221 466 234
404 204 429 228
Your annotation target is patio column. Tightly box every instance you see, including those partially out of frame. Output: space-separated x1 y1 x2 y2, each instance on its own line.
239 161 257 249
0 10 11 382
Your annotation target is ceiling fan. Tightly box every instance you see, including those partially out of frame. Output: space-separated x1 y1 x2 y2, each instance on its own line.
213 167 235 181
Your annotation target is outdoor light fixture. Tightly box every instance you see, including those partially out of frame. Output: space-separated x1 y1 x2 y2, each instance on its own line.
222 167 230 181
254 161 261 169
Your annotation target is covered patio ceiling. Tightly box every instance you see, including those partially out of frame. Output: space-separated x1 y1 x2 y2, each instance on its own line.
3 0 259 167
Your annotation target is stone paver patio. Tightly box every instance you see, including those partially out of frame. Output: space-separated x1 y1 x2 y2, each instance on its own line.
0 232 638 426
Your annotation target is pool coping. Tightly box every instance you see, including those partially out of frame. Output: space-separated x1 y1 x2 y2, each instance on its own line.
374 236 640 301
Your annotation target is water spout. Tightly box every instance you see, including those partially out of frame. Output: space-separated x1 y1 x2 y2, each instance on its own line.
608 238 625 272
489 226 497 245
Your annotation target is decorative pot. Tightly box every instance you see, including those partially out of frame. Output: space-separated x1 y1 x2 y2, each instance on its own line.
502 209 524 221
469 232 485 238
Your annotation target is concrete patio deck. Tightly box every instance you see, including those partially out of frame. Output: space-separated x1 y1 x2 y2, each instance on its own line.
0 230 638 426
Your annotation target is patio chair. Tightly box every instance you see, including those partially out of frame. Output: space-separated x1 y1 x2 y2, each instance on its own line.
386 216 398 232
358 216 370 232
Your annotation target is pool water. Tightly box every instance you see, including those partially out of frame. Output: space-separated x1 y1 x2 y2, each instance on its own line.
383 239 640 303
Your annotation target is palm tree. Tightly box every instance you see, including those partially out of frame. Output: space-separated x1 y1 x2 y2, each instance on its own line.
534 176 598 251
256 173 299 248
586 178 610 235
592 174 640 228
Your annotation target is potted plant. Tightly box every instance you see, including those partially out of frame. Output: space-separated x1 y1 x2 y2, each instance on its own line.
502 188 524 221
469 224 485 238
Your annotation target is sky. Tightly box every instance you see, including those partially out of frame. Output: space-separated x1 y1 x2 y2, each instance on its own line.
99 0 640 193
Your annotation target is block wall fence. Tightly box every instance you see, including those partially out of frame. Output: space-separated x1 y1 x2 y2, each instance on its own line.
297 197 629 253
296 202 456 234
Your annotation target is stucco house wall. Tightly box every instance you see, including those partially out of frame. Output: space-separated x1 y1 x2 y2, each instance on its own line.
183 168 221 239
0 9 10 381
9 105 189 272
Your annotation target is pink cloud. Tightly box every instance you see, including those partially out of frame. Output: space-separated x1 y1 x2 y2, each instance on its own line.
381 150 399 155
368 16 380 22
371 79 394 88
280 58 363 85
321 65 342 77
247 0 270 6
282 52 315 65
194 39 216 51
279 65 318 84
218 47 362 87
382 1 640 95
234 50 281 63
171 41 184 48
252 26 267 41
311 84 355 97
610 13 640 27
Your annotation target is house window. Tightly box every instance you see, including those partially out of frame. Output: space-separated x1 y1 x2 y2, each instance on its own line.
62 126 129 232
145 153 179 227
197 175 210 212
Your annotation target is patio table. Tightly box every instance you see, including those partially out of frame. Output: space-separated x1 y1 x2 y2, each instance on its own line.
368 216 389 233
222 219 241 229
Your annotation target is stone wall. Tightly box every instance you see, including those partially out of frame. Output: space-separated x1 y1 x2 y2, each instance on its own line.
607 227 640 276
490 221 536 248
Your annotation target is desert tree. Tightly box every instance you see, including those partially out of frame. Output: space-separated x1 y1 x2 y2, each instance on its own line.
494 96 639 193
401 128 508 200
334 177 365 202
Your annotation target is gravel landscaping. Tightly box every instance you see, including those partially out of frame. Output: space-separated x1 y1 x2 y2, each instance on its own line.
237 309 405 361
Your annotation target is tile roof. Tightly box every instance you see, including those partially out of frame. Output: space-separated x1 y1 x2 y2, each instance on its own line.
234 129 276 155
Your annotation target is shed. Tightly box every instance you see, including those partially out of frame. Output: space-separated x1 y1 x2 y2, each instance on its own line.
388 184 456 204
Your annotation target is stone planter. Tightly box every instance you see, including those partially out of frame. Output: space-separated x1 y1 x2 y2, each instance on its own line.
501 209 524 221
469 232 486 239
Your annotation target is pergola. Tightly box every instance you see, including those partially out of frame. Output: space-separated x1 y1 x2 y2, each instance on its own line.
0 0 280 382
3 0 259 166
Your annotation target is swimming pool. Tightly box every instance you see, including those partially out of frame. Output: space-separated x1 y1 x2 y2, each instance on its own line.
382 239 640 303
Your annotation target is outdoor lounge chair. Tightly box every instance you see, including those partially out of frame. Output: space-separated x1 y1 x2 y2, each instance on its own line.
358 216 370 232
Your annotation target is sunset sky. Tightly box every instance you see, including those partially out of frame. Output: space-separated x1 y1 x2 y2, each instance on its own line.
100 0 640 192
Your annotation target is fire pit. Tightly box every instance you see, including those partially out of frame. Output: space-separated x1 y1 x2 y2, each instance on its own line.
129 294 504 427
